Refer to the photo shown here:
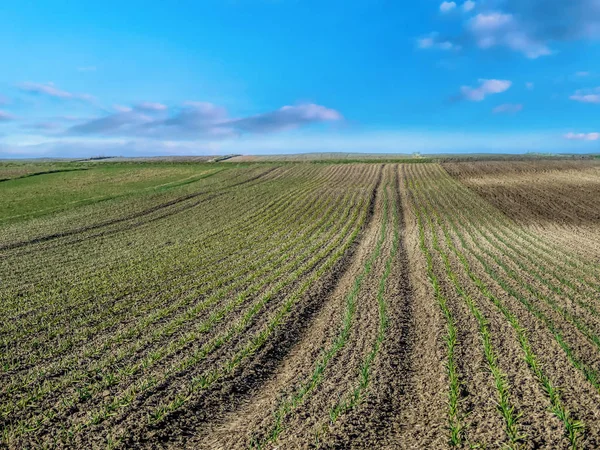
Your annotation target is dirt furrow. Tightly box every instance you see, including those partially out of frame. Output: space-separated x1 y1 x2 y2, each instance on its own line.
277 170 395 447
314 165 445 449
176 166 387 450
424 167 600 446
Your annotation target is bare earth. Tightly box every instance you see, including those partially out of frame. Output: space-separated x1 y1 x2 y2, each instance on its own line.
2 159 600 449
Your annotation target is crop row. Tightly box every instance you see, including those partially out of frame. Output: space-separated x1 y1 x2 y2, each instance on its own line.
253 177 390 448
1 164 379 447
405 163 586 448
0 165 359 370
0 168 363 420
417 165 600 393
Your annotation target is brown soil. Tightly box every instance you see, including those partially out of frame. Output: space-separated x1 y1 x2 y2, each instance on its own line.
5 161 600 449
442 160 600 260
317 165 448 449
424 162 600 448
178 165 388 449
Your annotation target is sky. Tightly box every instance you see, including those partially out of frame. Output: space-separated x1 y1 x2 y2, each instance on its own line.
0 0 600 158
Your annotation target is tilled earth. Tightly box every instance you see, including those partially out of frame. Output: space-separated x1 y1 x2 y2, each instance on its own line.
1 160 600 449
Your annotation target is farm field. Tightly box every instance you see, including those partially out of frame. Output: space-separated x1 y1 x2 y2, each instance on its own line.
1 159 600 449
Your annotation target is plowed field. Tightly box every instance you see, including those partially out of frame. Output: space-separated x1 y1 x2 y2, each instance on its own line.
2 160 599 449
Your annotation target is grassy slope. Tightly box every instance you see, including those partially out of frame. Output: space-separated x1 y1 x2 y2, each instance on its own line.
0 162 260 223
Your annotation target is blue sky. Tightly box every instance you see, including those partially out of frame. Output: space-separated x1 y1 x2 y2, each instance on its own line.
1 0 599 157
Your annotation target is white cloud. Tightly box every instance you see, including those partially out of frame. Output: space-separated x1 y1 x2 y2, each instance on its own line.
18 82 72 98
422 0 600 59
564 132 600 141
77 66 96 72
576 71 591 77
440 1 457 13
468 13 551 58
113 105 133 112
417 37 435 49
570 88 600 103
23 122 61 131
470 12 513 34
67 102 342 138
502 0 600 41
60 115 90 122
17 82 95 102
438 41 458 50
526 82 534 90
462 1 475 12
68 111 155 135
460 79 512 101
231 104 342 133
492 103 523 114
0 110 15 122
570 94 600 103
417 33 461 51
134 102 168 112
504 33 552 58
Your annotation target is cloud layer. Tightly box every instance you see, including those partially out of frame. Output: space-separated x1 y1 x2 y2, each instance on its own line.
468 12 551 58
564 132 600 141
462 1 476 12
460 79 512 101
492 103 523 114
17 82 94 102
135 102 168 112
500 0 600 41
481 0 600 56
67 102 342 139
421 0 600 58
570 88 600 103
417 33 460 51
0 111 15 122
440 2 457 13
